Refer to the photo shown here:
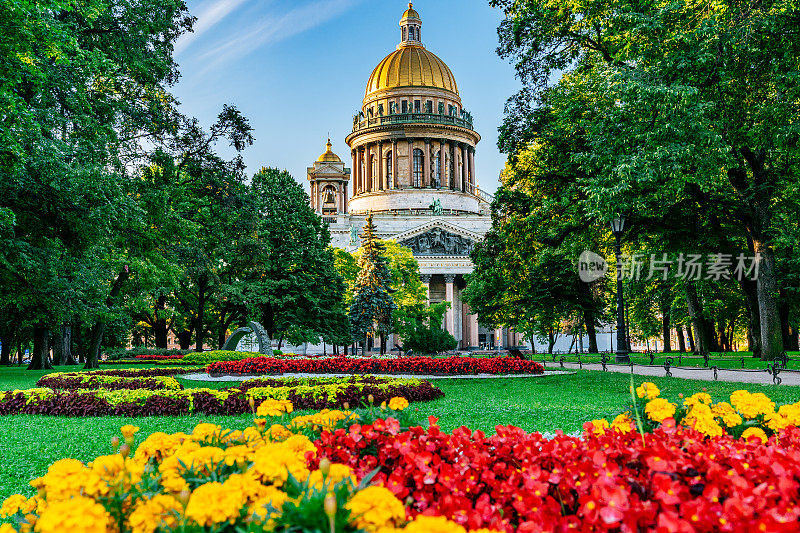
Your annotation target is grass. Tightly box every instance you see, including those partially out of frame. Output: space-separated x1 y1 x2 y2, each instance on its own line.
536 351 800 370
3 364 800 498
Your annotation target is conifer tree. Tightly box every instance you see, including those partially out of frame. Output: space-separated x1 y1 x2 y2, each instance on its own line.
349 214 396 355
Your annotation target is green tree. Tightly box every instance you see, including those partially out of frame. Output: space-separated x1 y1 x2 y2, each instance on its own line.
349 214 397 355
235 168 348 348
491 0 800 358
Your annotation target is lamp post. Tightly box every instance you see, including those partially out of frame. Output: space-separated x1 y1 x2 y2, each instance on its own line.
610 215 629 363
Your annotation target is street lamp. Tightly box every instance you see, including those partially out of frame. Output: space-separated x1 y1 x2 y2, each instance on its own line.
610 215 629 363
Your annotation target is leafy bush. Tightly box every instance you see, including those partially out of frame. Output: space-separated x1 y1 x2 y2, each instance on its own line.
2 376 444 417
103 347 192 360
402 323 458 355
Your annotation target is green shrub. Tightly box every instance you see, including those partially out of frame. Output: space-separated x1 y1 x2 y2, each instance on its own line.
402 324 457 355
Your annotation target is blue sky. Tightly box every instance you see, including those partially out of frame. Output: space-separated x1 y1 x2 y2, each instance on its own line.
172 0 521 195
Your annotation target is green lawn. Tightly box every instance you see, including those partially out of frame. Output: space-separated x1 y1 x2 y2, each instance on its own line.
536 351 800 370
3 365 800 498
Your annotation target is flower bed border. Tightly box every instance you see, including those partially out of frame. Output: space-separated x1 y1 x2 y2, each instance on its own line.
207 355 546 377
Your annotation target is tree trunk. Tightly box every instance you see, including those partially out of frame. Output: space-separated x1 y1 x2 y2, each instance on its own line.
547 329 555 354
27 326 53 370
584 310 598 353
676 327 686 352
178 329 192 350
195 279 207 352
661 312 672 353
53 323 76 365
684 283 711 355
788 327 799 351
779 288 793 354
738 277 762 357
84 269 130 369
153 295 169 349
0 332 12 366
753 240 783 360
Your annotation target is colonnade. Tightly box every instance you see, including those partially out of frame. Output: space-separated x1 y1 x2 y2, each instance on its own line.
351 138 476 197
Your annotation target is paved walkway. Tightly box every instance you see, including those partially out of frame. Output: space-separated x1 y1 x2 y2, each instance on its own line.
557 362 797 385
181 371 574 382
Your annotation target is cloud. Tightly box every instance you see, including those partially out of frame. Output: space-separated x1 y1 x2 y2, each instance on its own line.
175 0 252 55
194 0 359 73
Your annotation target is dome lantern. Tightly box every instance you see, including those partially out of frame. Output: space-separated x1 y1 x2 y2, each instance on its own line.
317 138 342 163
399 3 422 46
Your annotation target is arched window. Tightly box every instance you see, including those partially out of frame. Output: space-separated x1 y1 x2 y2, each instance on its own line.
386 151 393 188
413 148 424 187
321 185 337 215
403 27 407 41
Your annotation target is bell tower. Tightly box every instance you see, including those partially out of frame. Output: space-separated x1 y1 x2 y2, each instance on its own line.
399 3 422 46
307 139 351 216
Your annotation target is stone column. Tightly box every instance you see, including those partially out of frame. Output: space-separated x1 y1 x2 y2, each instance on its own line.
408 139 414 187
424 138 431 188
377 141 384 190
420 274 431 304
438 139 444 188
351 150 358 196
469 312 479 348
460 143 468 192
453 280 462 348
391 140 398 189
357 148 364 195
469 147 476 190
365 143 372 193
444 275 456 338
450 142 457 190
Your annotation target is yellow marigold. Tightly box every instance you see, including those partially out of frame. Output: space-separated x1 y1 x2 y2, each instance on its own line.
778 403 800 426
741 427 768 444
765 412 791 432
291 409 355 432
267 424 293 441
192 423 224 442
120 425 140 440
1 523 15 533
388 397 409 411
730 390 775 419
89 455 144 495
134 432 189 463
35 495 110 533
711 402 743 428
1 495 38 518
683 392 712 408
242 427 267 447
248 485 289 520
256 399 294 417
128 494 181 533
345 486 406 532
588 419 610 436
282 434 317 461
222 473 270 503
635 382 660 400
308 464 357 490
223 445 254 467
30 459 102 502
683 404 724 438
645 398 677 423
611 413 635 434
252 443 309 486
185 482 244 527
403 515 468 533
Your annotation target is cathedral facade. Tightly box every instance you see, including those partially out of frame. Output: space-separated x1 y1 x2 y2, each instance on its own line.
307 4 521 350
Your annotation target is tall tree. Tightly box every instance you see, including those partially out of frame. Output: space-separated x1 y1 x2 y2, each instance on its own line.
492 0 800 358
349 214 397 355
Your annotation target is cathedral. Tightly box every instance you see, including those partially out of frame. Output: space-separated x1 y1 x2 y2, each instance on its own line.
307 4 522 350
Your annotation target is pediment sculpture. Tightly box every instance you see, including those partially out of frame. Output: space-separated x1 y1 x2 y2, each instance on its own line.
398 227 474 256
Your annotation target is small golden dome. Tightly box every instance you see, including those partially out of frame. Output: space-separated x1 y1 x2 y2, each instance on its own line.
317 138 342 162
401 3 420 21
365 45 458 99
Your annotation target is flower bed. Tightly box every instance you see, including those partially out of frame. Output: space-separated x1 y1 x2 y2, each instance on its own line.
594 381 800 442
208 355 546 376
5 388 800 533
0 399 472 533
0 376 443 417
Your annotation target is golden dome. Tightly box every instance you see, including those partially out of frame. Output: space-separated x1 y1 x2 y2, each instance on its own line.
317 139 342 162
401 3 420 21
365 45 458 99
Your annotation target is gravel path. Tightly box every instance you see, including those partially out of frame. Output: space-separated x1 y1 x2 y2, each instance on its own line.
557 362 795 385
180 371 573 382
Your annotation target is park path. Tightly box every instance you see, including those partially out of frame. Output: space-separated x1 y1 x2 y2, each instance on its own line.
558 361 798 386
